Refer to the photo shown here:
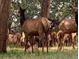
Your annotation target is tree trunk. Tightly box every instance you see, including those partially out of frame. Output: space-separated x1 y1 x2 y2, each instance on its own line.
0 0 11 52
40 0 51 52
40 0 51 18
72 0 78 15
71 0 78 25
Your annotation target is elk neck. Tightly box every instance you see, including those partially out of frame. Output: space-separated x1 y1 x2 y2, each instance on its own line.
20 10 26 26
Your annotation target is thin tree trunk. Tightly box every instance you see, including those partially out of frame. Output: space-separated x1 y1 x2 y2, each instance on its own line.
71 0 78 25
40 0 51 18
40 0 51 52
0 0 11 52
71 0 78 16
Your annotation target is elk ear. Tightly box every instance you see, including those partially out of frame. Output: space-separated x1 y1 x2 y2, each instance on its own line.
23 9 26 11
48 18 52 21
20 7 22 10
19 7 26 11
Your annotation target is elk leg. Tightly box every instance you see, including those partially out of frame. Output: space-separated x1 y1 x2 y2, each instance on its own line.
53 39 55 46
39 33 44 52
38 27 45 52
72 37 75 49
45 33 48 53
37 37 40 48
58 39 63 50
70 34 75 49
41 36 44 52
72 41 75 49
47 38 48 52
31 36 34 53
25 34 28 52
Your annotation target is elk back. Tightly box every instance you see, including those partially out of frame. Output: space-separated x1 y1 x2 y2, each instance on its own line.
59 18 77 33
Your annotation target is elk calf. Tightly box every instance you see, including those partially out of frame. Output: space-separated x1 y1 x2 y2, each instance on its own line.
57 30 64 50
50 32 57 46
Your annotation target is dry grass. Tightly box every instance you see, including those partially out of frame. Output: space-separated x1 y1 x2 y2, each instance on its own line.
7 46 78 52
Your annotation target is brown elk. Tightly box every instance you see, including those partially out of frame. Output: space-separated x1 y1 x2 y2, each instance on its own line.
57 18 77 50
18 7 52 52
57 30 64 50
8 32 22 46
15 32 22 46
71 32 78 49
63 34 72 46
8 34 15 45
50 32 58 47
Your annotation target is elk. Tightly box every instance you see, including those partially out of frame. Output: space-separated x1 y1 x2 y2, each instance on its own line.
57 30 64 50
8 32 22 46
63 34 72 46
18 6 52 52
57 18 77 50
50 32 58 47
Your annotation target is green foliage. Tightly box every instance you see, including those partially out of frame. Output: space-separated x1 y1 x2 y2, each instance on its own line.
50 0 73 19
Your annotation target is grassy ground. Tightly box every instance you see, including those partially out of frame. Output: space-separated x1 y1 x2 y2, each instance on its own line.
0 47 78 59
